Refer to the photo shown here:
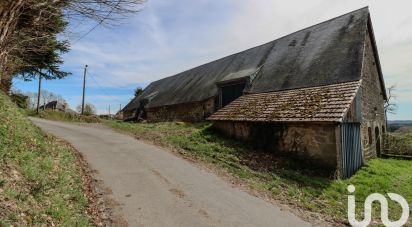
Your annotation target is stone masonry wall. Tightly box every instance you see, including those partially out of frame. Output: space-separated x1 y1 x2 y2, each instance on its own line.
360 29 386 160
147 98 215 122
213 121 339 169
122 110 134 119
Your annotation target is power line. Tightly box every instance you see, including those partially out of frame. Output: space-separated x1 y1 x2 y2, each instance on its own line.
71 22 102 45
71 0 122 44
87 69 135 94
87 69 135 90
87 71 123 104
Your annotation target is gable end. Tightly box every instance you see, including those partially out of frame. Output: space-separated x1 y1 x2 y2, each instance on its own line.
365 15 387 100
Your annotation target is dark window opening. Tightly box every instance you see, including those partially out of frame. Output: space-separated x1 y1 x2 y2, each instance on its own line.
368 127 372 145
220 83 246 108
375 127 381 156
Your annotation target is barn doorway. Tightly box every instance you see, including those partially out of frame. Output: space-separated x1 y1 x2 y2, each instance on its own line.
220 82 246 108
375 127 381 156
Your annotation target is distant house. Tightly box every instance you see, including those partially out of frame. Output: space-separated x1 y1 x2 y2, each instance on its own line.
39 100 77 114
123 7 386 178
40 100 66 111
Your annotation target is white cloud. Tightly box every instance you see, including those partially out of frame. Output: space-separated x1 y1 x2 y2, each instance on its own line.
62 0 412 119
394 90 412 102
221 0 412 114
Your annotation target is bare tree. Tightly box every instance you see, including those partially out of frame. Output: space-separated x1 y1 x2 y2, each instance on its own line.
24 90 67 109
76 103 97 115
384 85 398 115
41 90 51 108
384 85 398 130
65 0 143 25
24 91 38 108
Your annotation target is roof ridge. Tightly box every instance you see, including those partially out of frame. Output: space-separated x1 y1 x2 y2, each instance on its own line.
271 7 369 42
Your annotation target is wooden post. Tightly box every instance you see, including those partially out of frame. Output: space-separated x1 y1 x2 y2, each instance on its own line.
36 75 42 114
81 65 88 115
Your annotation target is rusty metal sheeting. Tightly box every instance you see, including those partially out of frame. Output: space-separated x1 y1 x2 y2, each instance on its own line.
208 81 360 123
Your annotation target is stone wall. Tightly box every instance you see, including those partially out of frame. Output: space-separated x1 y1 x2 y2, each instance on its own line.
212 121 339 169
360 29 386 160
122 109 134 119
147 98 215 122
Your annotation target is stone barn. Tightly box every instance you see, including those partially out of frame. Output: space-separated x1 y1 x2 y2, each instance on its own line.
123 7 386 178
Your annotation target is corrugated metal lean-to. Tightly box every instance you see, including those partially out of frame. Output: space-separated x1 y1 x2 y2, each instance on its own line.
341 123 363 178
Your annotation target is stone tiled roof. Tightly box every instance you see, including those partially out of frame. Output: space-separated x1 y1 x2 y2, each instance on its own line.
208 81 361 123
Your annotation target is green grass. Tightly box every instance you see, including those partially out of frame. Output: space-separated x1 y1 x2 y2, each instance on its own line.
0 93 92 226
26 109 101 123
105 120 412 225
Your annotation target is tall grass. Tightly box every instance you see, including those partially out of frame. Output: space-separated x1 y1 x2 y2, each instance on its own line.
0 93 91 226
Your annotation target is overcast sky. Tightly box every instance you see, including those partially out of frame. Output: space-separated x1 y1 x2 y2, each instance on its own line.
14 0 412 119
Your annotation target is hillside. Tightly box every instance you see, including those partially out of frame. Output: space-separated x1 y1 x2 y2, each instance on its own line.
0 93 93 226
388 120 412 124
395 126 412 134
388 120 412 132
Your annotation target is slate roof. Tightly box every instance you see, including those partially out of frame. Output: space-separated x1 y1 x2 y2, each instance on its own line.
208 81 361 123
124 7 382 112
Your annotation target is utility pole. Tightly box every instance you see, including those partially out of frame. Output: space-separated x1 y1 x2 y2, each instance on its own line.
36 75 42 114
108 105 111 116
119 104 122 112
81 65 88 115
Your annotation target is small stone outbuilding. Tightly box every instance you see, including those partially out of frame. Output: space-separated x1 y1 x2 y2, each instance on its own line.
39 100 77 115
123 7 386 178
39 100 67 111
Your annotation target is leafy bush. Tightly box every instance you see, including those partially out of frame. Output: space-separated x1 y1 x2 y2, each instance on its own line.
9 93 29 109
384 133 412 156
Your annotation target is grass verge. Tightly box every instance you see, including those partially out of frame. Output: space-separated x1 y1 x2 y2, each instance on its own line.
26 109 101 123
104 120 412 225
0 93 93 226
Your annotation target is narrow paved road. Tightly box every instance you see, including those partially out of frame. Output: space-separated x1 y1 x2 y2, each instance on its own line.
31 118 311 227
